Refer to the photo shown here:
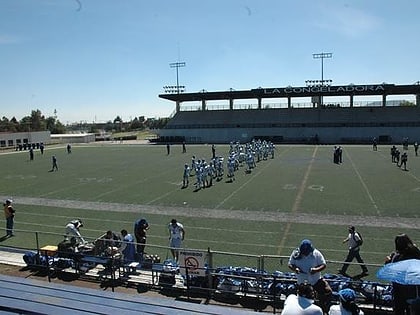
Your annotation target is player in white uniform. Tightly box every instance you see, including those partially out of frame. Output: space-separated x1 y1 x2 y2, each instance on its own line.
168 219 185 262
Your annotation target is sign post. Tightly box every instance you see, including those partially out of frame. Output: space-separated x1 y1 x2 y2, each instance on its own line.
179 250 206 277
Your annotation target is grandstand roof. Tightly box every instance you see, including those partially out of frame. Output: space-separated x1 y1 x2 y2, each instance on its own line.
159 83 420 102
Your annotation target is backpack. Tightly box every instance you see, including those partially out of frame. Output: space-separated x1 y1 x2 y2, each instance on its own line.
353 232 363 246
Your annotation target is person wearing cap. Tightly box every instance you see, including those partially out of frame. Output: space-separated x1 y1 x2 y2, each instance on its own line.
65 219 86 244
339 226 368 277
328 288 364 315
280 282 323 315
288 239 332 312
3 199 15 237
168 218 185 262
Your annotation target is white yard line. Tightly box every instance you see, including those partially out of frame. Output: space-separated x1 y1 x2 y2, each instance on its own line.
345 149 380 215
277 146 318 255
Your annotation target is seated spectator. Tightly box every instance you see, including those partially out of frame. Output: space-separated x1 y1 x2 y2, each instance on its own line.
281 282 323 315
329 288 364 315
93 230 121 256
120 229 136 263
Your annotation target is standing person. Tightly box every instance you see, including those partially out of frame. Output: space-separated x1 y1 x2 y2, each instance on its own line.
328 288 364 315
338 226 368 277
40 142 44 155
385 233 420 315
182 163 190 188
288 239 332 312
166 143 170 155
120 229 136 263
67 144 72 154
372 137 378 151
3 199 15 237
65 219 86 244
399 152 408 171
168 218 185 262
134 218 149 260
182 141 186 153
212 144 216 159
29 148 34 161
281 282 323 315
51 155 58 171
414 142 419 156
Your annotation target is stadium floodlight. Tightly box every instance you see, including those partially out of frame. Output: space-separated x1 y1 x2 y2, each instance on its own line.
163 85 185 94
169 61 186 94
313 52 332 86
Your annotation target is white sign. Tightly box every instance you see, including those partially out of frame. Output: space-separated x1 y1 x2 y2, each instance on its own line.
179 250 206 277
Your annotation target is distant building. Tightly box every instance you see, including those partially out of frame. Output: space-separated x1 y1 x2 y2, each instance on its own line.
0 131 50 150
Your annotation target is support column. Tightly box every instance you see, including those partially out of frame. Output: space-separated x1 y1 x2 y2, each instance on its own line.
349 95 354 108
176 101 180 113
258 98 262 109
416 94 420 107
229 98 234 110
201 99 206 111
382 94 387 107
288 97 291 109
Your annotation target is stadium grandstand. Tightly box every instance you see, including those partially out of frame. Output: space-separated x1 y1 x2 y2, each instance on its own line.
158 83 420 144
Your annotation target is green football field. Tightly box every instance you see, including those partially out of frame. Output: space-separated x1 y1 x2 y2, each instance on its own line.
1 142 419 279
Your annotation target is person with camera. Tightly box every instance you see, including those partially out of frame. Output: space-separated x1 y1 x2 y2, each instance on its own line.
134 218 149 260
3 199 15 237
288 239 332 312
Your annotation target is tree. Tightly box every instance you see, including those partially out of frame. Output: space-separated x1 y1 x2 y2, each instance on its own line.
129 117 144 130
400 100 415 107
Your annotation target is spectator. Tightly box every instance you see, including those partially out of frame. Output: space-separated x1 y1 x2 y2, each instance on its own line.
385 233 420 315
134 218 149 260
339 226 368 277
168 218 185 262
3 199 15 237
65 219 85 244
329 288 364 315
281 282 323 315
94 230 121 256
120 229 136 263
288 239 332 312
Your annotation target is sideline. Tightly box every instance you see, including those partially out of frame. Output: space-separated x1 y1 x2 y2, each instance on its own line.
1 195 419 229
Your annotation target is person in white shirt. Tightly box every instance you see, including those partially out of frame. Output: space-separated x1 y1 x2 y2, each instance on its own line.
281 282 323 315
329 288 364 315
65 219 86 244
338 226 368 277
168 219 185 262
288 239 332 312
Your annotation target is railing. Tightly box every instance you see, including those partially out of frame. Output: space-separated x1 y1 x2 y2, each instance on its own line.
1 228 393 313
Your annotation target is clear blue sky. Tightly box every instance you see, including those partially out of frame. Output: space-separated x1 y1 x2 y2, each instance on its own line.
1 0 419 124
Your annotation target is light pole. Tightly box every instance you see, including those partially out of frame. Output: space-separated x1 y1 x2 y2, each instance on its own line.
312 52 333 106
169 61 186 94
312 52 332 86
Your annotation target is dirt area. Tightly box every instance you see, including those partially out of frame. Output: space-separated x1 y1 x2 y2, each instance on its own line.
3 195 420 229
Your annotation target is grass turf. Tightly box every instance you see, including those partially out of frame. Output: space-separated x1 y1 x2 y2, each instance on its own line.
1 143 419 278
